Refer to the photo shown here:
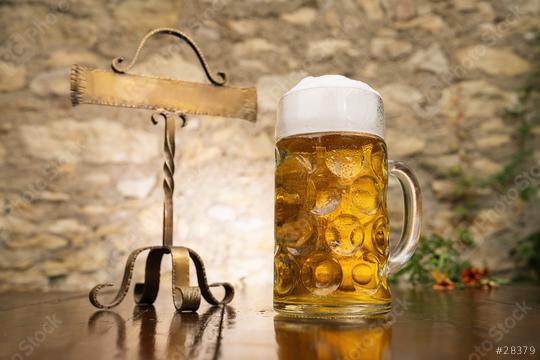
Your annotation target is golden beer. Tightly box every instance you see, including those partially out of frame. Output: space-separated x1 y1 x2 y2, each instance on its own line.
274 317 391 360
274 132 391 315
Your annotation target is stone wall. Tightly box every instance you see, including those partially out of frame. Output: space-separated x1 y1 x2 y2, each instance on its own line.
0 0 538 291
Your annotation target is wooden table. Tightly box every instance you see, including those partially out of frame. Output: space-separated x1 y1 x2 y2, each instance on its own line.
0 284 538 360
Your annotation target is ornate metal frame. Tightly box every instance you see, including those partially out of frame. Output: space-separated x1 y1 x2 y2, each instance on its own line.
70 28 257 311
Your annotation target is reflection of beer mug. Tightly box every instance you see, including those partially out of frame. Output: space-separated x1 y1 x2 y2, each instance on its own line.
274 317 391 360
274 76 421 317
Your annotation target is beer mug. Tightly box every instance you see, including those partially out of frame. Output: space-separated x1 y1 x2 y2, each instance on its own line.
274 75 421 317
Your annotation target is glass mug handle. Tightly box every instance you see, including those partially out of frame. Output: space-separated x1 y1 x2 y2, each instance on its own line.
387 160 422 274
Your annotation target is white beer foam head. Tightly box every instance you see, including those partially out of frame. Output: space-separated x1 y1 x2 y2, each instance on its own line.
276 75 384 140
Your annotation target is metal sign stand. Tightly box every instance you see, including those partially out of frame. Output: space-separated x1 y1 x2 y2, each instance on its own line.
70 28 257 311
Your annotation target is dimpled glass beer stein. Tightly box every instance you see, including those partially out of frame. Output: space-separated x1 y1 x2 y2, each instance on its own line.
274 75 422 317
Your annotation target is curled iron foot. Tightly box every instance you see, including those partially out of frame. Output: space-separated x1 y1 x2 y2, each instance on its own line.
134 248 169 305
187 248 235 306
89 246 162 309
88 245 234 311
169 246 234 312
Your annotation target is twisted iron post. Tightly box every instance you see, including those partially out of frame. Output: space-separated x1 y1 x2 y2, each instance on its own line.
151 111 183 247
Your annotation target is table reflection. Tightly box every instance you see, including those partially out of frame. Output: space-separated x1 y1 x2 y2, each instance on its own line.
87 305 235 359
274 316 391 360
88 309 127 359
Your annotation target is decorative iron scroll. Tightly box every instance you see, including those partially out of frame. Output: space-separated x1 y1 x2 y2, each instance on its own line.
71 27 254 312
110 28 227 85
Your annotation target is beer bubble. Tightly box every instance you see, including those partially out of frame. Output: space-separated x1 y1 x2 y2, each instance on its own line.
352 256 380 289
371 216 389 255
351 176 382 215
275 155 312 223
301 254 342 296
274 253 299 295
310 187 341 216
325 214 365 256
370 143 387 184
325 149 363 181
352 264 372 285
275 216 316 255
309 149 342 216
